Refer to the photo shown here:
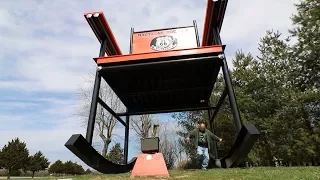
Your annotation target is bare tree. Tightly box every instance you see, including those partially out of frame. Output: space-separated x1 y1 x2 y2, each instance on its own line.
130 114 161 152
131 114 155 138
76 74 125 158
175 137 186 164
158 122 180 169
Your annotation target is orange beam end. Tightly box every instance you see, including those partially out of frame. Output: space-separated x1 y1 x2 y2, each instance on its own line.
202 0 228 46
84 11 122 56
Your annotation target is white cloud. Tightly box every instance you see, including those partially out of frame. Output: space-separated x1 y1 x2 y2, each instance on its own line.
0 0 298 92
0 0 299 169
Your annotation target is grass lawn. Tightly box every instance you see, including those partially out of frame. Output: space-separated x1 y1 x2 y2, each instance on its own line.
9 167 320 180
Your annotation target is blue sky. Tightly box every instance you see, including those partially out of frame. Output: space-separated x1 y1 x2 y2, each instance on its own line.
0 0 298 168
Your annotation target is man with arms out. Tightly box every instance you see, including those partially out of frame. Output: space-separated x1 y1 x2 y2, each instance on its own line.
186 121 222 170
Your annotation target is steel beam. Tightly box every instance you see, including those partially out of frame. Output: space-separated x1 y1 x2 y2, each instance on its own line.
209 87 228 124
99 55 220 72
222 57 242 132
97 97 127 127
207 106 218 158
117 106 216 116
85 39 107 144
193 20 200 47
123 110 130 164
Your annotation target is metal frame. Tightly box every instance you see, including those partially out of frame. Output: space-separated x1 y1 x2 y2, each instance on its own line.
208 25 243 134
207 104 218 158
86 39 107 144
98 55 220 71
117 106 216 116
124 27 134 164
85 19 242 165
129 27 134 54
193 20 200 47
209 87 228 125
85 38 129 147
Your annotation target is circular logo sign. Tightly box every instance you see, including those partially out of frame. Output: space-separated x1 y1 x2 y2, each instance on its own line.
150 35 178 51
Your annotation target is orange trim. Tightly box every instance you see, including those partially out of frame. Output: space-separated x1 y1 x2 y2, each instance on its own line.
94 45 224 65
83 11 122 55
202 0 213 47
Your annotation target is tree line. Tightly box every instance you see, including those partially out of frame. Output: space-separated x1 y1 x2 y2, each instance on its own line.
48 160 91 175
0 138 91 178
0 138 49 179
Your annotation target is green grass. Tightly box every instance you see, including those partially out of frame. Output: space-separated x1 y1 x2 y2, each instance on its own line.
11 167 320 180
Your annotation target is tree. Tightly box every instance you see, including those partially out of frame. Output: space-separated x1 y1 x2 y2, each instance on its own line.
71 163 85 175
62 161 75 175
48 160 85 175
174 111 203 166
158 123 179 169
289 0 320 91
106 143 124 164
85 168 92 174
0 138 29 179
27 151 50 178
0 150 3 169
130 114 160 151
77 75 124 158
48 160 64 174
231 28 301 165
131 114 154 138
287 0 320 165
159 138 176 169
231 24 320 166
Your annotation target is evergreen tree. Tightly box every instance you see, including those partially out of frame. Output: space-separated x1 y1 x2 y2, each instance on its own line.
0 138 29 179
48 160 85 175
71 163 85 175
106 143 124 164
232 27 320 166
85 168 92 174
62 161 74 175
48 160 64 174
289 0 320 91
288 0 320 165
174 110 202 166
27 151 50 178
0 150 3 168
232 31 298 165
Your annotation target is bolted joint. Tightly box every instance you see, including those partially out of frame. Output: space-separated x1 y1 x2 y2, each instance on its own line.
218 54 225 59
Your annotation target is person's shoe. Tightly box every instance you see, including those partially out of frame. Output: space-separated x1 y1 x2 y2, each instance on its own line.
201 168 207 170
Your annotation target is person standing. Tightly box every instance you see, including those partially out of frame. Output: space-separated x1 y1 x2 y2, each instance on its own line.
185 121 222 170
